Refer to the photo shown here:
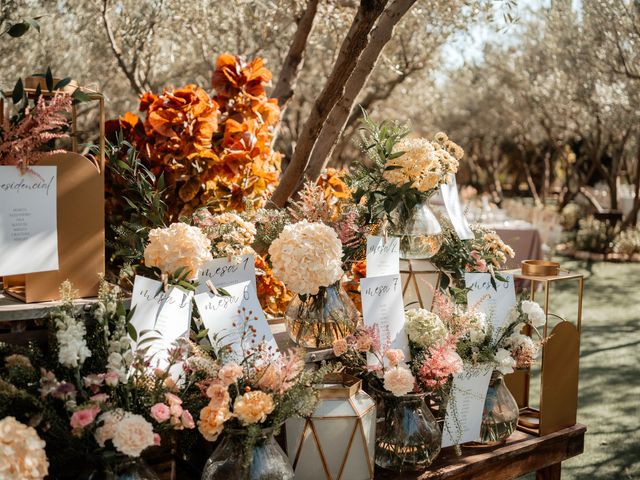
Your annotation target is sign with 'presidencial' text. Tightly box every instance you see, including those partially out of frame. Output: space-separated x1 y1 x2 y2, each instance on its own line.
0 166 59 276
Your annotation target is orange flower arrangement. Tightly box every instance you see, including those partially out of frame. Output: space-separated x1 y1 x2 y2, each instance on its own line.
316 168 352 221
255 254 293 316
109 54 282 219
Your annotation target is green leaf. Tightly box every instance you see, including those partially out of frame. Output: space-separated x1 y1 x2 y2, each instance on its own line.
11 78 23 104
127 322 138 342
7 22 30 38
27 18 41 33
71 88 91 103
45 67 53 92
54 77 71 90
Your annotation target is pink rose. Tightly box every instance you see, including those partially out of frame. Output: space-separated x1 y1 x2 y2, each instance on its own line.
153 433 161 446
181 410 195 429
356 335 372 353
70 405 101 430
150 403 171 423
90 393 109 403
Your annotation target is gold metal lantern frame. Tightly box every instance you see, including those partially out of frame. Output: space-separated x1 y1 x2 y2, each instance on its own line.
504 266 584 436
399 259 441 311
286 373 376 480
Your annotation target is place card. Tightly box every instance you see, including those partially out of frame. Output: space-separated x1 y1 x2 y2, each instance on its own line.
196 253 256 293
361 274 410 361
0 166 59 276
129 275 193 377
440 173 474 240
194 280 279 361
366 236 400 277
441 365 493 447
465 272 516 340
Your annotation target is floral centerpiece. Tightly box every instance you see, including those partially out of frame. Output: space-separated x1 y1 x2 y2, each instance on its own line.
348 112 463 259
437 292 547 444
0 282 196 478
431 219 515 290
268 220 360 348
184 309 327 480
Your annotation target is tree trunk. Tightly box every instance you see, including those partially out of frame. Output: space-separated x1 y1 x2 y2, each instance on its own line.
269 0 389 207
304 0 418 182
271 0 320 109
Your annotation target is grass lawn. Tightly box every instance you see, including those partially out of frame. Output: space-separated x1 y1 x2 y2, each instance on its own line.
522 258 640 479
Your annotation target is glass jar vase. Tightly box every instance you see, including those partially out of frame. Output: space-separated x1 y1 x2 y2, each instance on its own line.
372 388 441 472
478 370 519 444
82 455 160 480
285 281 360 349
391 200 443 259
201 427 294 480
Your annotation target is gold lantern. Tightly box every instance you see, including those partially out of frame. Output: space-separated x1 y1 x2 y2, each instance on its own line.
400 259 441 310
504 261 584 436
286 373 376 480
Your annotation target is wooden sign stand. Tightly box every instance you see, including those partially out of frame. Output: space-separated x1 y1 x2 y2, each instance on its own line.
1 81 105 302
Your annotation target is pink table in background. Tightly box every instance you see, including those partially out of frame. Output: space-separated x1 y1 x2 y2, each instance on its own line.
485 222 543 268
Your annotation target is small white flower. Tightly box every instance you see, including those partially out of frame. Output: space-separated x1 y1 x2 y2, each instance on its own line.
521 300 546 327
494 348 516 375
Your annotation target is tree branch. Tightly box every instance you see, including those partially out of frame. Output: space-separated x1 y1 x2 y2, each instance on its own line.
269 0 389 207
272 0 320 108
101 0 145 96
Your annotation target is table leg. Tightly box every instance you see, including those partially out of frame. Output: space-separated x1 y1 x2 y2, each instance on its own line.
536 462 562 480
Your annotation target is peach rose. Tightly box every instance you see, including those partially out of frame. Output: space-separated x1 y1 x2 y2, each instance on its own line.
332 338 348 357
181 410 195 429
218 362 243 386
111 413 155 457
233 391 275 425
385 349 405 367
383 365 416 396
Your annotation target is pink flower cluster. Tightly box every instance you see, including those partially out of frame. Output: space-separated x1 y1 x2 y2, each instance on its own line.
465 250 489 273
150 393 195 430
0 93 72 173
417 339 463 390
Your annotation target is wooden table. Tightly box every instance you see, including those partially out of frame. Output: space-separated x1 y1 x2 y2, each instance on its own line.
376 424 586 480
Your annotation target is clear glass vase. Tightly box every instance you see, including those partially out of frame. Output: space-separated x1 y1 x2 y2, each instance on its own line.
392 200 443 259
372 388 442 472
478 371 519 444
201 427 294 480
285 281 360 349
82 456 160 480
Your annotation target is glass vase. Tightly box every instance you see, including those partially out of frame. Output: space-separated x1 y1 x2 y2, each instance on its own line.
392 199 443 259
201 427 294 480
372 388 442 472
285 281 360 349
82 455 160 480
478 370 519 444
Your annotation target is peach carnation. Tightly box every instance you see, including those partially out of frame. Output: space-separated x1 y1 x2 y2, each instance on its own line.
206 383 231 409
94 409 125 447
332 338 348 357
111 413 156 457
385 349 405 367
268 220 344 295
0 417 49 480
144 222 213 280
198 403 231 442
383 365 416 396
233 391 275 425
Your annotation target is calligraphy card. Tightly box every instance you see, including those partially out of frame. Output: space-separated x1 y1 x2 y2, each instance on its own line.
366 236 400 277
197 253 256 293
441 365 493 447
0 166 59 276
129 275 193 378
465 272 516 340
194 280 279 361
361 274 410 362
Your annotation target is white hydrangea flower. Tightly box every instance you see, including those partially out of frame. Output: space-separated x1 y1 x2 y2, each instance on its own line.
268 220 344 295
404 309 448 348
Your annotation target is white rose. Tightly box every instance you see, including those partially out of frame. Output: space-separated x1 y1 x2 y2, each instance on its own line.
521 300 546 327
494 348 516 375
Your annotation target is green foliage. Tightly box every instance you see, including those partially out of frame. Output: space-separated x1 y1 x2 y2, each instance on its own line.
101 133 168 278
574 215 613 253
346 109 420 226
